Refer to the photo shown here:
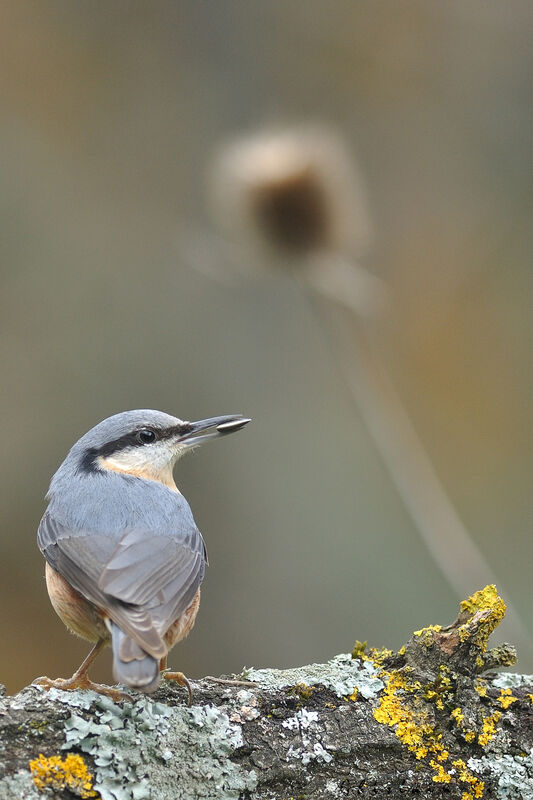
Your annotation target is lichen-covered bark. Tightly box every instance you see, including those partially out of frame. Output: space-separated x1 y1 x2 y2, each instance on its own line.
1 586 532 800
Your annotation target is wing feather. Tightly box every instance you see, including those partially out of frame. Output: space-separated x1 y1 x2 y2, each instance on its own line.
38 511 206 659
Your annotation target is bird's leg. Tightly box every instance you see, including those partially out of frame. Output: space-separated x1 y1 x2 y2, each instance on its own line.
33 640 132 702
160 657 193 706
162 671 194 706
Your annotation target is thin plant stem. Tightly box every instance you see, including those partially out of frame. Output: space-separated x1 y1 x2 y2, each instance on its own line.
302 272 533 663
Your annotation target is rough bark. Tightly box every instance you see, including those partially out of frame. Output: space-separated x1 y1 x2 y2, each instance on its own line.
1 586 532 800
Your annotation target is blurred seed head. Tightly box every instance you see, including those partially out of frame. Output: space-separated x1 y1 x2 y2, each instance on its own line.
209 125 372 266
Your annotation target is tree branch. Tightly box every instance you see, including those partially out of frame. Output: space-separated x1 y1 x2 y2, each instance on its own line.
1 586 532 799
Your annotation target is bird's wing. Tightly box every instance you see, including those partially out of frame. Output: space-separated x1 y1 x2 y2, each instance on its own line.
38 511 206 660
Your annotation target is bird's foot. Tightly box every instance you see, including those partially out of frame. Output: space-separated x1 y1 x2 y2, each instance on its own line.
33 675 132 703
162 670 193 706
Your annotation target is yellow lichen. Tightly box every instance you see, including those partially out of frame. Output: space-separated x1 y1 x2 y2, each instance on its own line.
348 687 358 702
414 624 442 636
453 760 485 798
450 706 477 745
30 753 98 798
372 669 484 792
351 640 368 660
368 647 394 667
292 682 314 701
451 707 464 725
459 585 506 653
373 671 433 760
368 588 509 797
430 760 451 783
458 626 471 643
438 666 452 686
373 671 450 775
478 711 501 747
424 668 453 712
497 689 518 710
413 624 442 648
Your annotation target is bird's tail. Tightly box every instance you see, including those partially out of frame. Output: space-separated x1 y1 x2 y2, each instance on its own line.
111 623 161 693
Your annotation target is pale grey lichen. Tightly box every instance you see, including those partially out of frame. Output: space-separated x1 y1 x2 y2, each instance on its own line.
36 688 256 800
59 692 173 800
228 690 260 723
243 653 384 699
287 740 333 765
149 704 258 800
0 770 41 800
492 673 533 689
47 687 105 709
325 778 341 796
282 708 319 731
282 708 334 765
468 749 533 800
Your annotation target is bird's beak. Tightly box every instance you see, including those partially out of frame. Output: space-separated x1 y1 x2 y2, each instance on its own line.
178 414 251 447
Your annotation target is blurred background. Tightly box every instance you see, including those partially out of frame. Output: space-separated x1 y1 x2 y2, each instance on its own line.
1 1 532 694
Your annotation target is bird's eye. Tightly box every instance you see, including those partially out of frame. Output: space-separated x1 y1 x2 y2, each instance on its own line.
136 429 156 444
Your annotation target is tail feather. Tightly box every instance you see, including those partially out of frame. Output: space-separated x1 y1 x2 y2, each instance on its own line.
111 623 161 692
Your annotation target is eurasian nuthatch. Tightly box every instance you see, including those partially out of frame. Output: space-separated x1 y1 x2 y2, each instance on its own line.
34 409 250 701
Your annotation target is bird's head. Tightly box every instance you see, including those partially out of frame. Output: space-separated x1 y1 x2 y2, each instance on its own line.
69 409 251 489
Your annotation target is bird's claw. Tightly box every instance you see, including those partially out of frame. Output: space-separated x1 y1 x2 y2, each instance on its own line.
162 669 194 706
33 675 133 703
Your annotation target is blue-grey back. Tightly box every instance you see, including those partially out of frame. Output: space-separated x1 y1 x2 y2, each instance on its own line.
46 465 200 545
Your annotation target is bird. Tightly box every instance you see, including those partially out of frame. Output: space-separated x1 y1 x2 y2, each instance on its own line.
33 409 251 702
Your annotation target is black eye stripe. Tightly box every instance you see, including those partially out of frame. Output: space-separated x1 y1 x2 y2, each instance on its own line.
79 424 185 473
